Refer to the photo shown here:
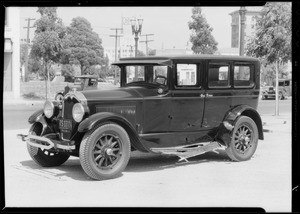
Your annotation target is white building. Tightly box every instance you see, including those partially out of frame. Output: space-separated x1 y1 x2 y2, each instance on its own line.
229 7 262 49
4 7 20 99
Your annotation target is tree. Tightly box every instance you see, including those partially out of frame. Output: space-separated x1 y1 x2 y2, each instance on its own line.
137 50 145 57
148 49 156 56
20 43 28 67
63 17 104 75
246 2 291 64
246 2 291 115
30 7 66 98
188 7 218 54
30 7 66 79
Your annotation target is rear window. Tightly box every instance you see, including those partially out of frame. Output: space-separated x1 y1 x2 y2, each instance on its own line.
208 63 230 88
233 64 254 88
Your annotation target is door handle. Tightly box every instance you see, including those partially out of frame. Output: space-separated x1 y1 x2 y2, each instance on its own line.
200 94 205 98
206 93 213 97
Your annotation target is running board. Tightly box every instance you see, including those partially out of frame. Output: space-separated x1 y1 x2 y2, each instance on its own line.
150 141 226 162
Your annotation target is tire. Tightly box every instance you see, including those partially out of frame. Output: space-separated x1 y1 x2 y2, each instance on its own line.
79 123 131 180
225 116 258 161
27 124 70 167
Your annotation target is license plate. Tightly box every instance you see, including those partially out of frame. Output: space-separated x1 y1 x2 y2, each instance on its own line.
59 119 72 131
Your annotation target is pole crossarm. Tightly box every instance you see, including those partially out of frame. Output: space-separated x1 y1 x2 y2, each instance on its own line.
139 34 154 55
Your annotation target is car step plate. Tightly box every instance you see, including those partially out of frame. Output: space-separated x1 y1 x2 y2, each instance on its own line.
151 141 226 162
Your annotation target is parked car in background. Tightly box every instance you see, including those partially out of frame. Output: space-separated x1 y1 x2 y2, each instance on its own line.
54 75 98 102
18 55 263 180
261 86 276 100
278 78 291 97
261 78 291 100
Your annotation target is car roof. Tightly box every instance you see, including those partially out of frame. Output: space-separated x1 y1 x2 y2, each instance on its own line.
113 54 259 64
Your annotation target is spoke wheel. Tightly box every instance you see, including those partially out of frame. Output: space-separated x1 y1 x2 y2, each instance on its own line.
92 134 122 169
226 116 258 161
79 123 131 180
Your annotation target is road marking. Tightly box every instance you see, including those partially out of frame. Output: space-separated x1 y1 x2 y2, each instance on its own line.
11 164 67 181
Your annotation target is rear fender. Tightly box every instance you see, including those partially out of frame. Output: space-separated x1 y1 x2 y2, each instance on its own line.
217 105 264 144
78 112 148 152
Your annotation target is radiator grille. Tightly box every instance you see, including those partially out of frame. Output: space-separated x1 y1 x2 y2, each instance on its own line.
61 97 79 140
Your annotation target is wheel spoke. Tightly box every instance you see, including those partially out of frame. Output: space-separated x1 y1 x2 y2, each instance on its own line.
95 143 102 150
112 148 120 152
95 154 102 162
98 157 105 167
93 150 102 154
110 141 118 148
107 136 113 145
108 156 114 164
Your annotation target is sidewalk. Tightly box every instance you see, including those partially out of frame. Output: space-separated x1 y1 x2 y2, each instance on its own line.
3 97 45 109
261 113 291 133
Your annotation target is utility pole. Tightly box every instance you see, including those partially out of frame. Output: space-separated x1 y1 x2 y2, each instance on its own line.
140 34 154 56
23 18 36 82
110 28 123 84
239 6 246 56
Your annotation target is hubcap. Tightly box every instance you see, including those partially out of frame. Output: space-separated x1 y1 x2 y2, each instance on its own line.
233 124 253 154
92 134 122 169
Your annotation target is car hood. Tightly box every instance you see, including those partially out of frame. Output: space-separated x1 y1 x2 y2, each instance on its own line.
81 86 160 101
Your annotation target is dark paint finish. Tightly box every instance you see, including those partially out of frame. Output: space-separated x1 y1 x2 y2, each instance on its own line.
28 55 263 154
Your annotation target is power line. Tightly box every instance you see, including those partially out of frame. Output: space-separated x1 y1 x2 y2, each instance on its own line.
140 34 154 55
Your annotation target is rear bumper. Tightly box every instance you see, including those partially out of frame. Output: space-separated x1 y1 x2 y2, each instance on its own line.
17 134 76 150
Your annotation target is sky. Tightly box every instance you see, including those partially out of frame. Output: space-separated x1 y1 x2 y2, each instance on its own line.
19 6 243 51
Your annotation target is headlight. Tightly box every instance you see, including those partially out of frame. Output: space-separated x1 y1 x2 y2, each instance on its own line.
44 101 54 118
72 103 85 123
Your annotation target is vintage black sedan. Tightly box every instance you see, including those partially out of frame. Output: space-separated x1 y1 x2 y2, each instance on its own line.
18 55 264 180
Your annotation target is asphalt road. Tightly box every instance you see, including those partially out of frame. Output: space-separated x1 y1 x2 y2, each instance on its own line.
3 98 292 130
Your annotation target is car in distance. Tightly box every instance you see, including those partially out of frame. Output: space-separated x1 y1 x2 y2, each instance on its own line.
18 55 264 180
261 83 287 100
55 75 99 102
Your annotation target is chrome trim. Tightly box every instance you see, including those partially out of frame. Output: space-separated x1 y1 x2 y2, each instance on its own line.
18 134 75 150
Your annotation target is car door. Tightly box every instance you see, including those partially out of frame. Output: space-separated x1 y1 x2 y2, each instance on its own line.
202 60 233 128
169 62 205 132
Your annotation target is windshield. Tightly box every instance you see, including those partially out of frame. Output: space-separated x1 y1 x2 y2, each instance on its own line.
125 65 168 86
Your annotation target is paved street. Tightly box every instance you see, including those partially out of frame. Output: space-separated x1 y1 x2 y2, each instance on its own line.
3 98 292 211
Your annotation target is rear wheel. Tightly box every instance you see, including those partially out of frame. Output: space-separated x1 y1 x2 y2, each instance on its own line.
79 123 131 180
27 124 70 167
225 116 258 161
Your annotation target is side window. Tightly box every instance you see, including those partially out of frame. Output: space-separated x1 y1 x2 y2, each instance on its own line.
176 64 197 87
126 66 145 83
234 64 254 87
208 63 230 88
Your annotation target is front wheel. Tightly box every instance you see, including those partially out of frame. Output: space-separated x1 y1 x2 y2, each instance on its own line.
79 123 131 180
27 124 70 167
225 116 258 161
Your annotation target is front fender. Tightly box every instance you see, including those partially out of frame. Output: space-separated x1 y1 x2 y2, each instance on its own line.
28 109 53 135
222 105 264 140
78 112 134 132
28 109 44 124
78 112 148 152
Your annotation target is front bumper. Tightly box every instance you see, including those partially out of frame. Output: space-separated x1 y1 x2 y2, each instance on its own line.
17 134 76 150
